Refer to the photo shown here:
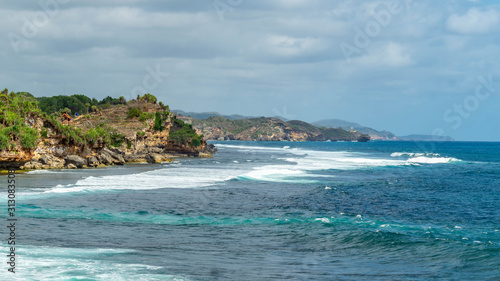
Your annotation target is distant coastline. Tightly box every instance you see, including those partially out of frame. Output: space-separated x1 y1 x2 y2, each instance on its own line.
174 110 454 142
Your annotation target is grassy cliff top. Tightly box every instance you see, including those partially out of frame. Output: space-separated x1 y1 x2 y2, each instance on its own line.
0 90 203 151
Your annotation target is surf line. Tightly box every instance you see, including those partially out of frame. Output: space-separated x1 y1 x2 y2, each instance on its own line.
6 168 16 273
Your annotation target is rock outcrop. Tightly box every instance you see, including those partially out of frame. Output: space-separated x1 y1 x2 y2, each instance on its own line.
64 155 87 168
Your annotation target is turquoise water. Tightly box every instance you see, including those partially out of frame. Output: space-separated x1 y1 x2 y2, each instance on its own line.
1 141 499 280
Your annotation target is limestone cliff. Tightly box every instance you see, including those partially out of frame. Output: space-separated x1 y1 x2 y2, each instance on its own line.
0 92 214 170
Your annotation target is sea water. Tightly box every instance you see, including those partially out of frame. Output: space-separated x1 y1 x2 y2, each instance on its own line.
1 141 499 280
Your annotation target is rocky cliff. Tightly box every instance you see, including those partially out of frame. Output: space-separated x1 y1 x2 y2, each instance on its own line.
0 92 215 170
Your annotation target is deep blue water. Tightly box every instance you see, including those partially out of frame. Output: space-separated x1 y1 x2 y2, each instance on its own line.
1 141 499 280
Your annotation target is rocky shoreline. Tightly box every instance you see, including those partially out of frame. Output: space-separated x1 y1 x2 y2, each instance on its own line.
16 144 217 171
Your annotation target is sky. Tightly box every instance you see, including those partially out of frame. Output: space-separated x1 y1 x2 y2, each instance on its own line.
1 0 499 141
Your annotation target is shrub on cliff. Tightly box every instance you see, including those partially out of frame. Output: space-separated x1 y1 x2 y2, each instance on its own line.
140 93 157 104
127 107 142 119
168 116 203 147
0 91 42 150
153 111 170 131
85 126 110 145
19 126 39 149
138 112 154 121
110 132 126 147
0 130 11 150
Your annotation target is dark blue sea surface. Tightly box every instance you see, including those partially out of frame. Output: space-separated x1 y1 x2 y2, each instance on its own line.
1 141 499 280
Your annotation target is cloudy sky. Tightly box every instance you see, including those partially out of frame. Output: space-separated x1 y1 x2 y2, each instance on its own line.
1 0 499 141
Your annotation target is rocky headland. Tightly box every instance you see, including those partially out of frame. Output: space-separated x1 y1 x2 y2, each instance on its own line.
188 116 370 142
0 91 216 172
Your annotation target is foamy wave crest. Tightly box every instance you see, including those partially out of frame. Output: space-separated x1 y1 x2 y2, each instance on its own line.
0 245 188 281
391 152 462 164
237 167 322 183
282 150 408 171
41 166 247 195
235 150 407 183
407 156 461 164
391 152 441 157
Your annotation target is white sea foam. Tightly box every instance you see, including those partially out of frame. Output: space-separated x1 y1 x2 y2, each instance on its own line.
407 156 460 164
391 152 441 157
234 149 407 183
41 166 248 195
27 170 60 174
391 152 461 164
0 245 187 281
218 144 464 184
237 167 321 183
281 149 408 171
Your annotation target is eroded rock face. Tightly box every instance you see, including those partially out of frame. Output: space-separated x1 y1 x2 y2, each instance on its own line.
146 153 162 163
64 155 87 168
0 149 34 168
87 156 100 167
204 144 218 154
38 154 65 169
99 148 126 165
21 160 43 170
124 154 147 163
2 110 212 170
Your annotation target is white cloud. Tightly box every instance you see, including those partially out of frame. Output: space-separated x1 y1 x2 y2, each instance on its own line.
447 8 499 34
351 42 413 67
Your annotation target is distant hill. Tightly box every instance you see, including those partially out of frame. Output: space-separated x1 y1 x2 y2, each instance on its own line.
312 119 397 140
173 109 291 122
190 116 370 142
398 135 455 141
173 110 251 121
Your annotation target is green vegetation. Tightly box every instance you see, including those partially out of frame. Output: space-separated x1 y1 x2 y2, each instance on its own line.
127 107 142 119
169 117 203 147
0 132 10 150
37 94 127 116
153 111 170 131
110 132 126 147
0 89 204 152
139 93 157 104
84 126 110 145
138 112 154 121
0 90 42 149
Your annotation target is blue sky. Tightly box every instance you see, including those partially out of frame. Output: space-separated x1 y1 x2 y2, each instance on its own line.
1 0 499 140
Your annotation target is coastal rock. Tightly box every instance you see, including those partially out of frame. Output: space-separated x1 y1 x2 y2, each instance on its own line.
105 147 125 156
99 148 126 165
198 152 214 158
21 160 42 170
98 153 113 165
39 154 65 169
67 163 77 169
64 155 87 168
87 156 100 167
112 154 126 165
146 153 165 163
204 144 218 154
124 154 148 163
146 147 164 154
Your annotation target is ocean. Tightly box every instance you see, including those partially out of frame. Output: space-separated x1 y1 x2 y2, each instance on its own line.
1 141 499 280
